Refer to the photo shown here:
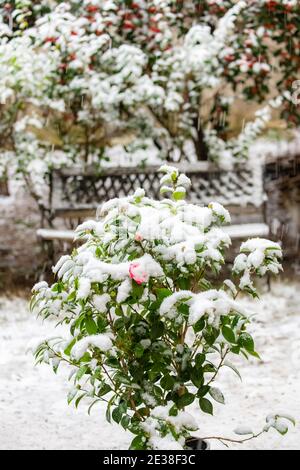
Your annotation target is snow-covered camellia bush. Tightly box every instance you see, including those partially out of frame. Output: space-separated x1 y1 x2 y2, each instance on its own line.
30 166 294 449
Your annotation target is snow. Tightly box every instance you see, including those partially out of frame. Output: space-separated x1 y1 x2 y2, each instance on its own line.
234 426 253 435
240 238 282 255
128 254 164 284
75 252 163 285
222 223 269 239
116 279 132 303
1 282 300 450
93 294 111 312
159 289 246 327
77 278 91 299
71 334 113 361
233 238 283 291
209 202 231 224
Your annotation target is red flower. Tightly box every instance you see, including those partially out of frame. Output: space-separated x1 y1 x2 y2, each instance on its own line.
225 55 234 62
86 5 99 13
287 23 295 31
266 1 277 12
150 26 161 33
123 21 135 30
45 37 57 43
129 263 148 285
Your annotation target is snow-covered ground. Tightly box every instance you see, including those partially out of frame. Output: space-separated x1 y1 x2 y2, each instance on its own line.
0 282 299 450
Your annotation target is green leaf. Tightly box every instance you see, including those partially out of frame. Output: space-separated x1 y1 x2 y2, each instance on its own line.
197 385 210 397
98 383 112 397
112 406 123 424
75 393 86 408
156 288 172 302
134 343 145 358
194 317 205 333
67 291 76 302
203 363 216 374
115 373 131 385
178 303 189 317
132 282 144 299
223 361 242 381
277 414 296 426
169 404 178 417
88 399 101 415
85 316 98 335
130 435 145 450
118 400 127 414
121 415 131 429
160 374 175 390
64 338 76 357
247 350 261 359
67 388 77 404
195 353 205 368
209 387 225 404
178 277 190 290
222 326 236 343
191 368 204 388
274 421 288 435
105 401 112 423
173 189 185 201
239 333 255 352
114 318 125 330
75 365 88 381
151 321 164 340
177 392 195 409
230 346 241 355
199 397 213 415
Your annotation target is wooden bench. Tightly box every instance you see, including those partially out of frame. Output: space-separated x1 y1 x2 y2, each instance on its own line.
37 163 269 265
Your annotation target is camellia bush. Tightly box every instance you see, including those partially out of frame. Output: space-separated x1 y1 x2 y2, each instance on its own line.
0 0 300 206
30 166 294 449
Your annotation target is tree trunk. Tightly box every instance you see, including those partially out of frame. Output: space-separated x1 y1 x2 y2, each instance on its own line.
193 118 209 161
0 177 9 196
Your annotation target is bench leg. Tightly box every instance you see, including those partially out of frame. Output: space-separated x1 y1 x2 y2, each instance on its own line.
38 239 55 281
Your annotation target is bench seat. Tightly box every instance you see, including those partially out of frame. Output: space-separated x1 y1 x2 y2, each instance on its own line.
37 223 269 243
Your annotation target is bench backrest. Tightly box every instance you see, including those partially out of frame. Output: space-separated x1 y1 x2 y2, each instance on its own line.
50 162 265 225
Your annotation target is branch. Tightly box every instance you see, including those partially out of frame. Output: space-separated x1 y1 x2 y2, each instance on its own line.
201 431 265 447
207 347 229 386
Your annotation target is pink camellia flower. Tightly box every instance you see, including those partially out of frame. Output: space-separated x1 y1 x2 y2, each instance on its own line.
134 232 143 242
129 262 148 285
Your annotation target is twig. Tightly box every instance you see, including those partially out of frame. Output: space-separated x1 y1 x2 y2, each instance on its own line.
201 431 265 446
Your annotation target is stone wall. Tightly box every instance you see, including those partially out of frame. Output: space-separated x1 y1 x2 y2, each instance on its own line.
0 180 42 289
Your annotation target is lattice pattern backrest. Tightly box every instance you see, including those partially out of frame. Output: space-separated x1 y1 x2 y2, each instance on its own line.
51 164 264 212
